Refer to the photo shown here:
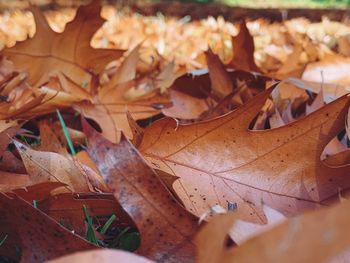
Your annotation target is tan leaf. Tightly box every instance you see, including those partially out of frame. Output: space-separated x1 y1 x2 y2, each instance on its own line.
2 0 123 88
140 86 350 223
162 89 209 120
287 77 350 103
37 121 67 155
77 80 170 142
126 110 144 147
196 198 350 263
103 44 140 90
302 55 350 86
47 249 154 263
273 44 305 80
13 140 90 192
205 48 232 98
230 205 286 245
73 152 109 192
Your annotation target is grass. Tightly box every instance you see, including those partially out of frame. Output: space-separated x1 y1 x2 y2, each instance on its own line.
82 205 140 251
56 109 76 155
222 0 350 8
177 0 350 8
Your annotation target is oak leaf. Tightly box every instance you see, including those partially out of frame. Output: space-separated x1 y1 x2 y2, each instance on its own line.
37 192 135 237
76 45 172 142
2 0 123 89
196 198 350 263
48 249 154 263
84 121 198 262
139 85 350 223
13 140 90 192
0 191 96 263
228 21 261 73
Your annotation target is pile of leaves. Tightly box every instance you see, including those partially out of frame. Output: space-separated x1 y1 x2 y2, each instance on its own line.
1 0 350 262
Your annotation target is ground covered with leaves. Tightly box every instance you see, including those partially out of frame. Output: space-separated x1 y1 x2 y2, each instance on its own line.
1 0 350 262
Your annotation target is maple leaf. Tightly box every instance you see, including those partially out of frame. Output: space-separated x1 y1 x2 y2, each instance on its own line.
2 0 123 89
139 85 350 223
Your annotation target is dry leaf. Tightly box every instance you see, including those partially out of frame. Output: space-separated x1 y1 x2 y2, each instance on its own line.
205 48 232 98
0 191 96 263
140 86 350 223
302 56 350 86
13 140 90 192
47 249 154 263
196 198 350 263
77 80 171 142
84 121 198 262
37 192 134 237
228 21 261 73
2 0 123 88
230 205 286 245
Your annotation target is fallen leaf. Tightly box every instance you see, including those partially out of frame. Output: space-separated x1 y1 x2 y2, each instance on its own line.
196 198 350 263
228 21 261 73
0 191 96 263
0 170 29 192
230 205 286 245
164 69 270 120
2 0 123 88
77 80 170 142
287 77 350 103
140 85 350 223
273 44 305 80
0 124 26 173
103 44 140 89
302 55 350 86
37 192 135 237
162 89 210 120
84 121 198 262
37 121 68 155
126 110 144 147
47 249 154 263
13 140 90 192
205 48 232 98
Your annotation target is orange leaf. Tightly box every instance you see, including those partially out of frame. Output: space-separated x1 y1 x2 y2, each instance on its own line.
2 0 123 88
140 85 350 223
196 198 350 263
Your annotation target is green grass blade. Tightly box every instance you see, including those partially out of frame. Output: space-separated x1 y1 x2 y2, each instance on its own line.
56 109 76 155
83 205 99 246
100 214 117 235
